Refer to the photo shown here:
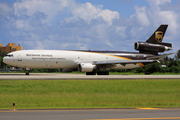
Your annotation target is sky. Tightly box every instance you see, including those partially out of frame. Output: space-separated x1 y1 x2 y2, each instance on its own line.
0 0 180 54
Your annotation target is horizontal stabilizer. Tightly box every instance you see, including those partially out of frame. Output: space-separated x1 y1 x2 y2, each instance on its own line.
146 53 174 60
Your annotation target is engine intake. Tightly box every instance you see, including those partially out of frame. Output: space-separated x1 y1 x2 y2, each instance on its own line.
134 42 172 53
79 63 96 72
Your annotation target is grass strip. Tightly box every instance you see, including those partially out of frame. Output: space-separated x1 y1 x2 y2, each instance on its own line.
0 79 180 109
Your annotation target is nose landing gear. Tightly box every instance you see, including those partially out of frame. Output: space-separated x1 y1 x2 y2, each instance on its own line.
24 68 30 75
25 72 29 75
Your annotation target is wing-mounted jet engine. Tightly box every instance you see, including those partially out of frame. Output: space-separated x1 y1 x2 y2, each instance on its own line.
134 25 172 55
78 63 96 72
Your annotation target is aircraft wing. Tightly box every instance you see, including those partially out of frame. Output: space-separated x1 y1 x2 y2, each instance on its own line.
93 60 156 65
93 52 174 66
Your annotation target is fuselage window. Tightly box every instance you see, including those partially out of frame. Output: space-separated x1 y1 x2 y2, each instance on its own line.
6 54 14 57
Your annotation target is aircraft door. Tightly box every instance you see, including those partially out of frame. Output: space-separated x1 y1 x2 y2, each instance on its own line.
15 54 25 68
17 54 22 61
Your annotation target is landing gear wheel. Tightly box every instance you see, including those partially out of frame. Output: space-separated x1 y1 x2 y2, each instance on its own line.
97 72 102 75
25 72 29 75
86 72 96 75
97 71 109 75
105 72 109 75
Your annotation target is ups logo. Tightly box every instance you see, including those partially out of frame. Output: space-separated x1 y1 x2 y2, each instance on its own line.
155 31 163 42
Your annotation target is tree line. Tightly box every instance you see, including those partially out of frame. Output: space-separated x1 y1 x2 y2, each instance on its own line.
0 52 10 69
113 50 180 73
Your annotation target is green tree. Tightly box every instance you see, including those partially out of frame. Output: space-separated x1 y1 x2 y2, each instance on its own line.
0 52 10 69
173 50 180 62
0 55 7 68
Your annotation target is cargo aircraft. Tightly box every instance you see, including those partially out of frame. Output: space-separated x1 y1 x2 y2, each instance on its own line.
3 25 172 75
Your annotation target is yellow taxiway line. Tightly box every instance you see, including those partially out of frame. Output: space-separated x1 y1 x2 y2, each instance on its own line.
89 117 180 120
136 108 163 110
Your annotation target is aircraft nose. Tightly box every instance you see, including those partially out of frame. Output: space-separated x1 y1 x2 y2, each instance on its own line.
3 57 7 64
3 56 10 64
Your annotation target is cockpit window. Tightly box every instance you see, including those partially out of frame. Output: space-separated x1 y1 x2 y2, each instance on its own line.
6 54 14 57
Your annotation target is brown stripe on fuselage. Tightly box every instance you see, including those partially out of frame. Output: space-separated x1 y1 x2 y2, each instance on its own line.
72 50 158 67
73 50 157 60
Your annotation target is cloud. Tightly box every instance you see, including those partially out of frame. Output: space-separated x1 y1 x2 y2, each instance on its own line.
0 0 180 54
97 9 119 26
71 2 102 23
147 0 171 6
13 0 70 25
0 2 13 17
1 1 121 50
115 26 127 39
134 6 150 26
145 0 178 35
128 0 179 43
70 2 119 26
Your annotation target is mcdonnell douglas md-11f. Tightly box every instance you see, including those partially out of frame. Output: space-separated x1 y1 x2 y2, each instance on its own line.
3 25 172 75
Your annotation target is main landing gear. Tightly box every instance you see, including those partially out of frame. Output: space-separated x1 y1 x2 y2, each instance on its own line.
86 72 96 75
24 68 30 75
25 72 29 75
97 71 109 75
86 71 109 75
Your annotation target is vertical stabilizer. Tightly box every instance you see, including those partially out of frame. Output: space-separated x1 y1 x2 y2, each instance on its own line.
146 25 168 43
135 24 172 55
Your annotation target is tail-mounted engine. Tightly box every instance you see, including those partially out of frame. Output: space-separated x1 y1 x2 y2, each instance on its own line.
134 42 172 54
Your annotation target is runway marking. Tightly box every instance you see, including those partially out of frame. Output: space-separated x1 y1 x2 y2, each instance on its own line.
136 108 162 110
89 117 180 120
0 109 131 112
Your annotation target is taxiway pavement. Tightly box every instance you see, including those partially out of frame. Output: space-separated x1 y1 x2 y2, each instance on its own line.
0 73 180 80
0 108 180 120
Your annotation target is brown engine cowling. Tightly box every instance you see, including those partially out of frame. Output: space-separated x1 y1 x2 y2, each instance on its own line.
134 42 172 53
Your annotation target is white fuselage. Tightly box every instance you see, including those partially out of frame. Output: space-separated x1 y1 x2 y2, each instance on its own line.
3 50 142 70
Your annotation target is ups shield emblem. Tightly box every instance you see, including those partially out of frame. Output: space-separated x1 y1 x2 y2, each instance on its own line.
155 31 163 42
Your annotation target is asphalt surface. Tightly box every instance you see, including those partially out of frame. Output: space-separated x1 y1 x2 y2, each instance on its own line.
0 108 180 120
0 73 180 80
